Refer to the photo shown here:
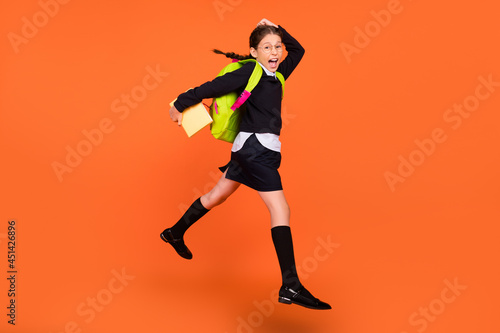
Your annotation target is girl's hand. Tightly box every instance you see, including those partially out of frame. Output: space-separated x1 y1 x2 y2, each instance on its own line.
257 18 278 28
169 105 182 126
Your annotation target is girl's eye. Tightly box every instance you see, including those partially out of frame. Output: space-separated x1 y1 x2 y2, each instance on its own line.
276 45 282 50
264 46 271 51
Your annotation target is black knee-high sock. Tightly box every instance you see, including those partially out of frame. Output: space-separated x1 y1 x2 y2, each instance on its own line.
169 198 209 238
271 226 302 290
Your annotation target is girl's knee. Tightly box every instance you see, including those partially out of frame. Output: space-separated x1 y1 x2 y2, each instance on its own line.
212 192 228 206
269 201 290 217
283 204 291 218
202 191 229 210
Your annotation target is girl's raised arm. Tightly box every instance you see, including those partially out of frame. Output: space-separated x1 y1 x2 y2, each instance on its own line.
257 18 278 28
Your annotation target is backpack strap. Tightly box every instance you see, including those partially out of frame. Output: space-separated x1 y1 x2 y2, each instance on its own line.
276 71 285 99
231 59 263 111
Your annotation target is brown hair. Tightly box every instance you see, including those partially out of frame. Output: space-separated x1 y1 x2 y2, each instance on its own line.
213 25 283 60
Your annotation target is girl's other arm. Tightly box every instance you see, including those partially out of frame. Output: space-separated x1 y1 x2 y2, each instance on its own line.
169 105 182 126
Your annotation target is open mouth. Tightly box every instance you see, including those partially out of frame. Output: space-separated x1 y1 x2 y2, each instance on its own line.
269 58 279 69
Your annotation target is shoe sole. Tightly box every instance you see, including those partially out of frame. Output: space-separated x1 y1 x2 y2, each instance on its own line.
279 296 331 310
278 297 292 304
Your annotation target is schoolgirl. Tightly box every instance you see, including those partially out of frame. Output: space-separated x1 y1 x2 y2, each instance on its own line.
162 18 331 310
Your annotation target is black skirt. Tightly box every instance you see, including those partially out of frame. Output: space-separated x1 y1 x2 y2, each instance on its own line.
219 133 282 192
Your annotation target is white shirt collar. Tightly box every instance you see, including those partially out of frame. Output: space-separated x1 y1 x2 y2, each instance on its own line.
257 61 276 78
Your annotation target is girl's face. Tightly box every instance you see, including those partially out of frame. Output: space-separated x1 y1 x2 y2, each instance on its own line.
250 33 283 73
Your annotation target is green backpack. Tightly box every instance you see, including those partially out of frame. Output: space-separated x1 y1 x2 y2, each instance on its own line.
209 59 285 143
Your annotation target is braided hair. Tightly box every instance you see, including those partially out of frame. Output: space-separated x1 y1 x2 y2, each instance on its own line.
213 24 283 60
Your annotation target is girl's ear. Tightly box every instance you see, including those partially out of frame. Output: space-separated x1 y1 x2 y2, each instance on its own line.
250 47 258 58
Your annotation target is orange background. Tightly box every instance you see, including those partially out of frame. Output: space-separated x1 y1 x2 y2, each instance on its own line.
1 0 499 332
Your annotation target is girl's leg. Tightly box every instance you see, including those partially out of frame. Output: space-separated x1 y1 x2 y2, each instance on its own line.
161 170 240 259
258 190 331 310
258 190 301 288
258 190 290 228
200 169 241 210
171 169 241 236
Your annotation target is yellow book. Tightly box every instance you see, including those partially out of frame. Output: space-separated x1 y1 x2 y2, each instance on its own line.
170 94 213 138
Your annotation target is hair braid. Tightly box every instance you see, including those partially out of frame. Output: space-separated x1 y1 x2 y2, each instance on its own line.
212 49 253 60
212 24 282 61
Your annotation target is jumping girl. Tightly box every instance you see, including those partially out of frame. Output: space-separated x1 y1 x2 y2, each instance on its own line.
162 18 331 310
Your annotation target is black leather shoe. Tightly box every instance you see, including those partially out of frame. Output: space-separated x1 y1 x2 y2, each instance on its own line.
160 229 193 260
278 285 331 310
